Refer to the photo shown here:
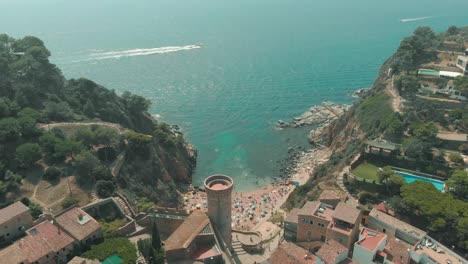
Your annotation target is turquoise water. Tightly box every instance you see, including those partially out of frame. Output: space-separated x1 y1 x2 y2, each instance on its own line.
1 0 468 190
102 254 123 264
396 171 445 191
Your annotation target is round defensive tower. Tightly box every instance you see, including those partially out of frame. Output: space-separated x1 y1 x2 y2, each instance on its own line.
204 174 234 248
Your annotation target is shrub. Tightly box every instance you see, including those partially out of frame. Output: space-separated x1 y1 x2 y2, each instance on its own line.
449 153 464 164
62 196 79 209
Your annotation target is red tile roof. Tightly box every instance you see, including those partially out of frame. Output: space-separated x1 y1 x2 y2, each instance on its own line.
17 231 55 262
357 228 387 251
268 242 316 264
332 203 361 224
0 243 29 264
27 221 75 252
0 201 30 225
375 203 388 213
55 207 101 241
164 210 211 251
315 239 348 264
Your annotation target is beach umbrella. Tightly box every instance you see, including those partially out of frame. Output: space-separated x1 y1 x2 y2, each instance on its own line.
196 204 202 209
184 196 189 201
249 211 254 215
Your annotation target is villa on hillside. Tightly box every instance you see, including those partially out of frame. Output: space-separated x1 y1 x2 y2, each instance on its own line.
285 201 361 250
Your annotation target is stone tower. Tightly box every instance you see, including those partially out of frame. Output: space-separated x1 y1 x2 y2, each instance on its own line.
204 174 233 248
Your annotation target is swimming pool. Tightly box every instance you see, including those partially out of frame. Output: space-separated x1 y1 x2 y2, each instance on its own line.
418 69 440 76
396 171 445 191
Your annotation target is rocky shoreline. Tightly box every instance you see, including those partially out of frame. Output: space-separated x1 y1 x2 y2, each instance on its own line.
276 101 349 128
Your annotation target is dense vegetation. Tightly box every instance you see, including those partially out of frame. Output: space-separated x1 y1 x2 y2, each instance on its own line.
82 237 137 264
0 34 196 208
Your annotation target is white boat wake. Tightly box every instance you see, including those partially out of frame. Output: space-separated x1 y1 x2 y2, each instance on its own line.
56 44 202 63
400 16 431 23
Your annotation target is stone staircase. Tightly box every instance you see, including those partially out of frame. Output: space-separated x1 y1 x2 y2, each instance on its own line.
231 239 248 256
114 195 133 216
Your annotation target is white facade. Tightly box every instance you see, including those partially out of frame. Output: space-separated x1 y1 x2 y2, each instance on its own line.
456 55 468 73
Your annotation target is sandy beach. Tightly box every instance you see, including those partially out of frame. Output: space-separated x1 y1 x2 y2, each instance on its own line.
182 144 332 232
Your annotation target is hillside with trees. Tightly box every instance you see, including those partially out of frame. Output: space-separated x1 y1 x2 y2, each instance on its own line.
0 34 196 209
285 26 468 251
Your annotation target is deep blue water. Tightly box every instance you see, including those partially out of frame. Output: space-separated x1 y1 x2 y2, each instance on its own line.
396 172 445 191
1 0 468 190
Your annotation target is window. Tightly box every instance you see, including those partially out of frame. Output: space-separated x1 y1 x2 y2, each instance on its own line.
309 220 314 225
320 235 326 242
307 231 312 236
318 223 325 228
6 233 9 237
383 228 386 233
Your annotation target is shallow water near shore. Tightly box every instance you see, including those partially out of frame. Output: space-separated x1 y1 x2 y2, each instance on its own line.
2 0 468 190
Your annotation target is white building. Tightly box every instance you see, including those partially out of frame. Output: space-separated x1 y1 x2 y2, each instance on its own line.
456 55 468 74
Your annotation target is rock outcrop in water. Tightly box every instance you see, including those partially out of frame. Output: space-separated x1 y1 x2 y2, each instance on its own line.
277 102 350 128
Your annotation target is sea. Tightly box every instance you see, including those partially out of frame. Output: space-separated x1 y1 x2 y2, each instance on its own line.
1 0 468 191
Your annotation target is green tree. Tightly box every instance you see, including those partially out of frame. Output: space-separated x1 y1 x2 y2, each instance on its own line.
413 122 438 142
125 131 151 157
16 143 41 168
447 25 459 35
93 126 118 146
0 118 20 142
447 170 468 200
122 91 151 113
74 126 95 146
44 101 73 121
73 151 100 184
83 99 96 117
403 138 432 160
95 180 115 198
28 201 43 220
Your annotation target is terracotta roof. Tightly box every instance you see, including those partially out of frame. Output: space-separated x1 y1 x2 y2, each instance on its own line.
268 242 316 264
383 238 412 264
0 243 29 264
357 228 387 251
0 201 30 225
164 210 211 251
17 231 55 262
27 221 75 252
315 239 348 264
285 208 300 224
375 203 388 213
298 201 319 216
55 207 101 241
332 203 361 224
369 209 426 239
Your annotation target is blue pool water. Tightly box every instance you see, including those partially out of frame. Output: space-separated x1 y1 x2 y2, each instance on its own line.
396 171 445 191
